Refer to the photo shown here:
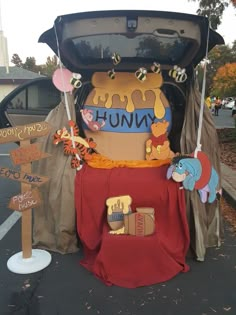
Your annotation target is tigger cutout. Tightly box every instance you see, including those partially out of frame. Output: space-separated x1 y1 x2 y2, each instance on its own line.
53 120 96 168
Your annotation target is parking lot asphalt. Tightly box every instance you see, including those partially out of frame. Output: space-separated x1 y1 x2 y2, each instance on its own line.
1 111 235 315
0 159 236 315
0 217 236 315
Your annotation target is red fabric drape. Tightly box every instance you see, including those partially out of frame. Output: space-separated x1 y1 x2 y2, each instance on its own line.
75 164 190 288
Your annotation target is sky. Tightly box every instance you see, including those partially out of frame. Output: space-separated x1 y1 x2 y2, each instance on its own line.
1 0 236 65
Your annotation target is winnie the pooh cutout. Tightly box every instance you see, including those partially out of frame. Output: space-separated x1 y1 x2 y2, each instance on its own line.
83 72 172 160
145 120 175 160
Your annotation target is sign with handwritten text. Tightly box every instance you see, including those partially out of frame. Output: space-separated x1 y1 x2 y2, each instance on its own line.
0 121 51 144
8 188 41 212
10 143 51 165
0 167 49 186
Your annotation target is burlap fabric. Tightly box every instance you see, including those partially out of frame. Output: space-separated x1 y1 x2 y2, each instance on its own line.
32 93 79 254
181 77 223 261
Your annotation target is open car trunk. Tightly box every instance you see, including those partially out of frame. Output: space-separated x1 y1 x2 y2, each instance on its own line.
39 10 224 76
33 10 224 266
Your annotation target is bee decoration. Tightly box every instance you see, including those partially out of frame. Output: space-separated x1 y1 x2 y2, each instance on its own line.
151 62 161 74
70 73 82 89
108 68 116 80
175 68 187 83
112 52 121 66
168 65 181 80
135 67 147 82
168 65 187 83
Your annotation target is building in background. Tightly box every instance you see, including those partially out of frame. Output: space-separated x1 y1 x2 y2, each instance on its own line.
0 2 9 72
0 67 45 102
0 5 45 102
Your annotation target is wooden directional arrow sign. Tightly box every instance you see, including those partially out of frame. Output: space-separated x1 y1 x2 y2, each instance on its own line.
0 121 51 144
8 188 42 212
1 123 52 260
10 143 51 165
0 166 49 186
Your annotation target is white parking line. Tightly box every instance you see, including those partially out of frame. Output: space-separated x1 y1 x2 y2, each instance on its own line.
0 212 21 240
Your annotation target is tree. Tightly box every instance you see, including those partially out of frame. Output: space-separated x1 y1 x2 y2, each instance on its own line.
196 43 236 94
40 55 59 76
11 53 23 67
10 53 59 76
231 40 236 59
23 57 40 73
189 0 236 30
211 62 236 96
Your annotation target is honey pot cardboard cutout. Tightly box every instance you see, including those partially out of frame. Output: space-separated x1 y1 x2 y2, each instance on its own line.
106 195 155 236
83 72 172 160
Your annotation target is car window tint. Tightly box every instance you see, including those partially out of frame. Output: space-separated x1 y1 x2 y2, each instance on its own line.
72 34 193 65
6 80 61 111
8 91 26 109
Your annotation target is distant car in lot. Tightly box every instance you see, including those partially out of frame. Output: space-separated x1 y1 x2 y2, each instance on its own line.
226 97 235 103
224 99 235 110
222 97 235 108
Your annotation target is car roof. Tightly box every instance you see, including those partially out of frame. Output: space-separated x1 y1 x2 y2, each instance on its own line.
39 10 224 77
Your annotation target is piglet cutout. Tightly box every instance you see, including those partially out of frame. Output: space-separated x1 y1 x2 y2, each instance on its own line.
81 109 105 131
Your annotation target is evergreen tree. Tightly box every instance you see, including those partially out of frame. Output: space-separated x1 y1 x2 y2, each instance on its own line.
11 53 23 67
23 57 40 73
41 55 59 76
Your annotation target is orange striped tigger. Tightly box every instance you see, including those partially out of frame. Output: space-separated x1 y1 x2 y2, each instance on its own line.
53 120 96 169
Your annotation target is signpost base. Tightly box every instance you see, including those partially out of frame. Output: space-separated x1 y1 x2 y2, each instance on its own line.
7 249 52 274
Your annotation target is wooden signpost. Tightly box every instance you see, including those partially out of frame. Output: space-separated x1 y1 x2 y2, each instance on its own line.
0 121 52 274
0 167 49 186
0 121 51 143
10 143 51 165
8 188 42 212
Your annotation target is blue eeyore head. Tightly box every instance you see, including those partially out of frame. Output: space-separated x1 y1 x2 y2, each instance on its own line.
167 156 202 190
167 153 219 203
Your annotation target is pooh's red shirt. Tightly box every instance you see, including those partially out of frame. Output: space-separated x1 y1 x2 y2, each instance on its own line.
150 133 168 147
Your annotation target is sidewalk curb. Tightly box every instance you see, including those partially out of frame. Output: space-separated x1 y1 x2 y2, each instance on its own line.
221 163 236 209
222 180 236 209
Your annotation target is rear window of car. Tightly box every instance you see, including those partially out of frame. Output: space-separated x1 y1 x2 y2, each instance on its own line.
71 33 193 65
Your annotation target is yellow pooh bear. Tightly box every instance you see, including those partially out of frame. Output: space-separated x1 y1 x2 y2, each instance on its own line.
145 120 175 160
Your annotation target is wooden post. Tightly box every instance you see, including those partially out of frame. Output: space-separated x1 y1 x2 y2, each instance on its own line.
20 140 32 259
0 122 52 273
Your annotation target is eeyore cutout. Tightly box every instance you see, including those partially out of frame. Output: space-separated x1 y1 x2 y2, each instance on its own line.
167 152 219 203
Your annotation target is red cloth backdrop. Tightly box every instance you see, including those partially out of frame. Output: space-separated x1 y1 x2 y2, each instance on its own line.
75 164 190 288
